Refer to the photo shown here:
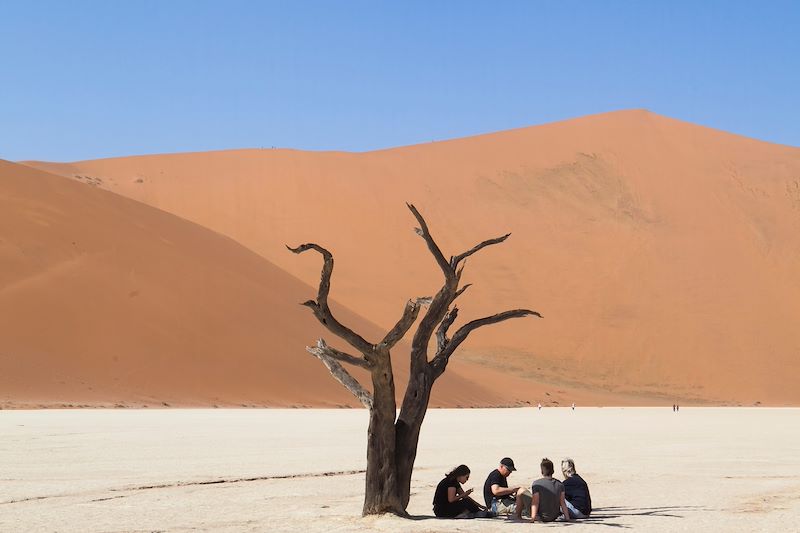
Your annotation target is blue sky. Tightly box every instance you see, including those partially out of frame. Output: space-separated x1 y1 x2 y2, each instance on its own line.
1 0 798 161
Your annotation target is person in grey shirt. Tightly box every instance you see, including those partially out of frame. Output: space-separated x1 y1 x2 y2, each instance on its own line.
530 458 571 522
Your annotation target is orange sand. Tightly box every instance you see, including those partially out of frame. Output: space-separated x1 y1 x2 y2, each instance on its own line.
11 110 800 406
1 160 540 408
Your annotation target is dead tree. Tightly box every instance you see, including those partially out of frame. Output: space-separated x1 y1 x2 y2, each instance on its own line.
288 203 540 516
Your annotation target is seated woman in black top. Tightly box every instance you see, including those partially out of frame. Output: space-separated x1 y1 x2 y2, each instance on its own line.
432 464 486 518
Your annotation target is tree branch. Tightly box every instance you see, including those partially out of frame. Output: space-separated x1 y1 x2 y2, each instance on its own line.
435 307 459 354
410 285 454 371
287 243 374 354
455 263 466 283
452 233 511 268
453 284 472 301
430 308 542 377
406 203 453 280
306 345 373 408
405 204 465 373
379 300 421 350
287 243 333 303
308 339 371 369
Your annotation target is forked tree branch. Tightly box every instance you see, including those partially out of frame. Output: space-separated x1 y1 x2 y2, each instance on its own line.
407 203 453 280
307 344 373 408
435 307 459 354
405 205 464 373
309 339 371 369
455 263 466 283
429 308 542 377
380 299 422 350
287 243 374 355
410 285 454 371
448 309 542 356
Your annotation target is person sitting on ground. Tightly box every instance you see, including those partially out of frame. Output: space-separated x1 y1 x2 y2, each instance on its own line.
561 458 592 519
530 457 571 523
432 464 486 518
483 457 532 519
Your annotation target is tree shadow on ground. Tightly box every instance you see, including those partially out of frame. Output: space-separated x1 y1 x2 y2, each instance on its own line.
593 505 706 518
407 505 708 528
576 505 709 527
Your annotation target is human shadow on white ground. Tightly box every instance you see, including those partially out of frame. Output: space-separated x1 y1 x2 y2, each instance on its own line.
407 505 707 528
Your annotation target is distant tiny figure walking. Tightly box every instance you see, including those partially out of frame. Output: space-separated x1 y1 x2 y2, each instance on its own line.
571 402 575 411
537 403 542 411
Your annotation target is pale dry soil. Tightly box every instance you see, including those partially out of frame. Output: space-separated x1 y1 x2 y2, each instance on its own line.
1 408 799 532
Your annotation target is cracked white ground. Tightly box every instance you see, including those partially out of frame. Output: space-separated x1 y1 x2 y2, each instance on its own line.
2 408 799 532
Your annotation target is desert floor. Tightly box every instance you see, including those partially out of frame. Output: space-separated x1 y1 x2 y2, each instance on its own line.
2 407 799 532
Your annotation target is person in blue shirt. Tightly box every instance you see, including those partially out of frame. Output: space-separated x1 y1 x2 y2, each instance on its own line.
561 458 592 518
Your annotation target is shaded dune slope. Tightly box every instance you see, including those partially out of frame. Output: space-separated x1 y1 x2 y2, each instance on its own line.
0 160 519 408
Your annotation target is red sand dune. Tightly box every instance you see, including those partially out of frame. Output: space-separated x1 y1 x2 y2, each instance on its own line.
19 110 800 406
1 159 546 409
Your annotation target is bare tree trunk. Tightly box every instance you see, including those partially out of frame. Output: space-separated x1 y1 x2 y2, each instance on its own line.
395 366 434 509
363 352 405 515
